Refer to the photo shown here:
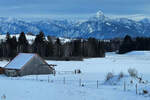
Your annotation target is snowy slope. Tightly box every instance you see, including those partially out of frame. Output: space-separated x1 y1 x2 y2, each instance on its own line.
46 51 150 75
0 76 148 100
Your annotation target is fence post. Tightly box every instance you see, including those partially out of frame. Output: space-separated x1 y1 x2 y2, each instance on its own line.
97 80 99 88
124 81 126 91
36 75 38 81
136 84 138 94
48 75 49 83
51 80 53 83
79 79 81 86
63 77 65 84
53 70 56 76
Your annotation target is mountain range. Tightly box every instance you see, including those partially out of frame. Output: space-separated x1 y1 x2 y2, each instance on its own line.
0 11 150 39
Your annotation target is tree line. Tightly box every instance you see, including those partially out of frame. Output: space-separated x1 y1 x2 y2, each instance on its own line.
0 31 105 60
119 35 150 54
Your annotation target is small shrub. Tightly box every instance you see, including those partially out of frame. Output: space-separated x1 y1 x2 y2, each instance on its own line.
81 84 85 87
76 69 81 74
130 80 133 84
106 72 114 81
138 77 142 83
143 89 148 94
1 94 6 100
128 68 138 77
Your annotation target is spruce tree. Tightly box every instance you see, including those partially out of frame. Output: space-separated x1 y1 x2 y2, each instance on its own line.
18 32 29 53
119 35 133 54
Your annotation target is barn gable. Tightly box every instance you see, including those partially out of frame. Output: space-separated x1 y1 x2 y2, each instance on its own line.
20 54 53 76
4 53 54 77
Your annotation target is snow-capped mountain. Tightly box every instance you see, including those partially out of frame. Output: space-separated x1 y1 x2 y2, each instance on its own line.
139 18 150 24
0 11 150 39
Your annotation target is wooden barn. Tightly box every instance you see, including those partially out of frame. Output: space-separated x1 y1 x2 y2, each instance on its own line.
4 53 55 77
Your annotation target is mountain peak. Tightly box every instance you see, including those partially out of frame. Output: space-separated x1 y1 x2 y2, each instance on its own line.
140 18 150 23
96 10 104 18
89 10 106 21
96 10 105 18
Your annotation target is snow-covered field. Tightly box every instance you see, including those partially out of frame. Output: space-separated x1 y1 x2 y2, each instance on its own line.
0 51 150 100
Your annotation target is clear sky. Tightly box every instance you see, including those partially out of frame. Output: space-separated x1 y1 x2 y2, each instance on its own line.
0 0 150 19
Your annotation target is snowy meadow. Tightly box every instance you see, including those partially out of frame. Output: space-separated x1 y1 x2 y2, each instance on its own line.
0 51 150 100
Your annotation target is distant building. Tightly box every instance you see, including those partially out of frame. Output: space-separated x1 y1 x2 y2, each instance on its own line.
0 67 4 74
4 53 55 77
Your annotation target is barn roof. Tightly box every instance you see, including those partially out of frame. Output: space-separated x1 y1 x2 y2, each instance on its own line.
5 53 35 69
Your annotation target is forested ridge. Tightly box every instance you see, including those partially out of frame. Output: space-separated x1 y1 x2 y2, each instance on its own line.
0 31 150 60
0 31 105 60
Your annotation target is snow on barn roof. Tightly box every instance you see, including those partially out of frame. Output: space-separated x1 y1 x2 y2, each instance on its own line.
5 53 35 69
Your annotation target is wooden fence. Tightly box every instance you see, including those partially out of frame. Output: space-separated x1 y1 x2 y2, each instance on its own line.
0 75 148 95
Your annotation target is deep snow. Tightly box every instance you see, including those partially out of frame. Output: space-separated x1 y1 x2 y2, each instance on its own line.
0 51 150 100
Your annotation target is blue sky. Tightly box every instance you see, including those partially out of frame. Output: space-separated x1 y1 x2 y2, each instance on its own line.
0 0 150 19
